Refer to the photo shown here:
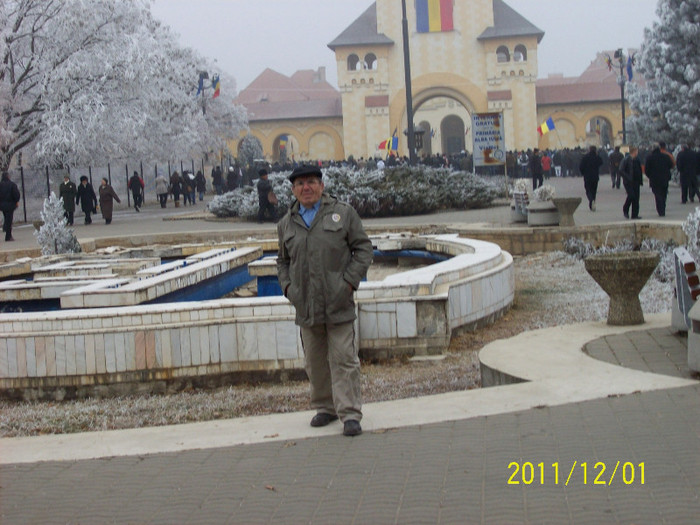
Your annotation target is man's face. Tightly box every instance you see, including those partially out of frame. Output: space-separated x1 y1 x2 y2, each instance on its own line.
292 175 323 208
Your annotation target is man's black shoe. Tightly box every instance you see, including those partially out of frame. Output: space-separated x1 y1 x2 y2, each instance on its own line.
623 211 629 218
343 420 362 436
310 413 338 427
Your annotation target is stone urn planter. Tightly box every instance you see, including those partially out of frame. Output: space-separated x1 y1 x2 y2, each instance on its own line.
527 200 559 226
584 251 660 325
551 196 582 227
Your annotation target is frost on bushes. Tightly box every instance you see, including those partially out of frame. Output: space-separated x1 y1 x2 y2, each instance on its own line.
682 207 700 262
207 172 292 219
207 165 503 219
34 193 81 255
533 184 555 202
512 179 529 195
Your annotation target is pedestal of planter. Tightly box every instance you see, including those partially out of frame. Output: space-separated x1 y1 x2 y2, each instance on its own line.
584 251 660 325
552 197 581 227
527 201 559 226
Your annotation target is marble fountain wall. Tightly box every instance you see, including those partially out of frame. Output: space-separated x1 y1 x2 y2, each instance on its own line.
0 234 514 399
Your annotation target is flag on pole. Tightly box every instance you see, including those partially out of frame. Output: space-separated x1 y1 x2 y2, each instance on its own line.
196 75 204 96
279 135 288 150
626 54 634 81
416 0 454 33
537 117 555 136
378 136 398 152
605 54 613 72
212 75 220 98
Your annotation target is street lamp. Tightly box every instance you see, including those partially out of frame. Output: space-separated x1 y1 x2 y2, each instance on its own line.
613 49 632 144
401 0 417 165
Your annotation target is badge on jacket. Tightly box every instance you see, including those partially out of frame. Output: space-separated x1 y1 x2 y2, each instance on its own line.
332 213 341 222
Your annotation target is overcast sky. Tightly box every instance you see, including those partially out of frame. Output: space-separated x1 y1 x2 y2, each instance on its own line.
151 0 660 92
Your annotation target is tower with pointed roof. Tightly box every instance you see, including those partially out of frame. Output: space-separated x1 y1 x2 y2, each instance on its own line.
328 0 544 158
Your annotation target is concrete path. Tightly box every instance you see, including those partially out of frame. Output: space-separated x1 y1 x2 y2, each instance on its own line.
1 176 700 523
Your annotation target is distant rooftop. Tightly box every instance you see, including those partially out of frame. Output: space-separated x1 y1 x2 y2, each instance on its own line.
236 67 342 122
478 0 545 43
327 3 394 50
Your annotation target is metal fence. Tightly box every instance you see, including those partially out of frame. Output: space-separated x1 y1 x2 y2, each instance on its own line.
12 159 224 223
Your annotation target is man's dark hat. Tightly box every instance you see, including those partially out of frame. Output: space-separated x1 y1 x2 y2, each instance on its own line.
80 176 88 182
288 165 322 183
258 169 268 176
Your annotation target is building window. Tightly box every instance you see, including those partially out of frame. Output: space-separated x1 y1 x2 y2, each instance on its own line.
514 45 527 62
364 53 377 70
496 46 510 63
347 54 361 71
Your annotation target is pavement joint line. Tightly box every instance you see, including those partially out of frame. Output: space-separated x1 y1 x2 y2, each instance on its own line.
2 312 696 465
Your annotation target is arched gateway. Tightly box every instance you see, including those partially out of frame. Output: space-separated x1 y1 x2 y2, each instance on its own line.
328 0 543 159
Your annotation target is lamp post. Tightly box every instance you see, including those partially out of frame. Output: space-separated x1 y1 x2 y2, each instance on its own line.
401 0 417 165
614 49 628 144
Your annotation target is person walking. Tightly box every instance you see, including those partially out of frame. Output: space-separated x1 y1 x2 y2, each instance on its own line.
0 171 21 241
276 165 373 437
128 171 144 212
529 148 543 190
170 171 181 207
645 141 675 217
609 146 624 189
676 144 699 204
155 172 169 208
58 173 78 225
212 166 223 195
76 176 97 225
256 169 276 223
621 147 644 220
98 178 121 224
195 170 207 201
579 145 603 211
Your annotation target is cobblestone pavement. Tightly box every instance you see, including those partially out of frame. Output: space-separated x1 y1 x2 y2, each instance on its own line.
1 328 699 524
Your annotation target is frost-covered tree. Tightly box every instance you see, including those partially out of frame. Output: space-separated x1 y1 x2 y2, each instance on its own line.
34 193 82 255
628 0 700 145
238 135 263 168
0 0 247 171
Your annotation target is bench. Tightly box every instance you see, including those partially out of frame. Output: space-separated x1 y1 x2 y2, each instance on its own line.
672 247 700 332
510 191 529 223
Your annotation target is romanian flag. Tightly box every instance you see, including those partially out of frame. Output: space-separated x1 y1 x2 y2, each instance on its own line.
416 0 454 33
279 135 288 150
379 136 398 152
212 75 220 98
537 117 555 136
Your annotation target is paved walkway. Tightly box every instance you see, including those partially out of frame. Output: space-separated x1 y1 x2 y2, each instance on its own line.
2 177 700 523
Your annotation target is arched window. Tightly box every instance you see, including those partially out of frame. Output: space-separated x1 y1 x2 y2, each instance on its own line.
347 54 360 71
496 46 510 63
364 53 377 70
514 45 527 62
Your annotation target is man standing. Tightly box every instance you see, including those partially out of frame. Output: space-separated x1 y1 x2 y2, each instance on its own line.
59 173 78 225
645 141 675 216
609 146 624 189
579 145 603 211
621 147 644 220
76 176 97 224
676 144 699 203
0 171 21 241
128 171 144 212
256 169 276 223
277 165 373 437
529 148 543 190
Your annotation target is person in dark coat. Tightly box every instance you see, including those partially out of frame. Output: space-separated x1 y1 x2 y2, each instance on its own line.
621 147 644 220
195 170 207 201
212 166 223 195
58 173 78 225
256 169 276 223
579 145 603 211
644 141 675 217
170 171 181 207
609 146 624 189
676 144 699 204
76 175 97 224
0 171 21 241
98 177 121 224
128 171 144 212
528 148 543 190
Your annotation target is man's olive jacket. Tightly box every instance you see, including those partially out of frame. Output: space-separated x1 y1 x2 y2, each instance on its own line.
277 193 373 327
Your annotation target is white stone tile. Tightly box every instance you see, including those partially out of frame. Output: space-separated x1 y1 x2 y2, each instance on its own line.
65 336 76 375
359 310 378 341
161 331 172 368
219 324 237 363
199 327 210 365
257 322 277 360
208 325 220 364
94 336 106 374
180 328 192 367
170 330 182 367
74 335 86 375
396 302 417 338
54 336 66 375
189 328 201 366
85 335 96 375
7 339 17 377
0 339 7 377
115 332 127 372
26 339 36 377
276 321 299 360
104 334 117 373
237 322 258 361
377 311 396 339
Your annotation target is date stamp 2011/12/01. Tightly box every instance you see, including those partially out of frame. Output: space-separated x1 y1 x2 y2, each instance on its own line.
507 461 645 486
